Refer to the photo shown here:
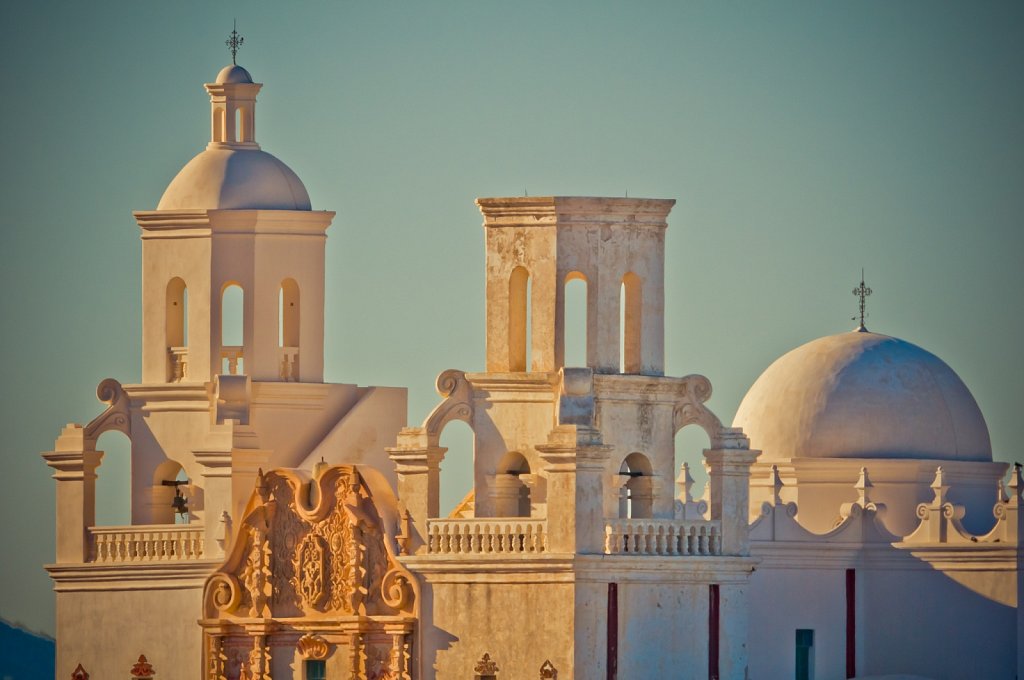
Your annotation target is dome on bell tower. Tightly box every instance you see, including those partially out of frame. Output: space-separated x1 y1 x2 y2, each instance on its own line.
157 62 311 211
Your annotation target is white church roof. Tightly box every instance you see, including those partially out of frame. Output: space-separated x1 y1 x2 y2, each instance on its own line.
733 329 992 462
157 146 311 211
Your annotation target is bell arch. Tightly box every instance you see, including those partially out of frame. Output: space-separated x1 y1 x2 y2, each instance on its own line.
619 452 655 519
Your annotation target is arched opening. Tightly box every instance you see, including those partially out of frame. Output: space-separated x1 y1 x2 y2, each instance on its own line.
508 266 531 371
563 272 587 367
221 283 244 374
674 424 711 518
219 108 228 143
151 460 191 525
439 420 475 518
279 279 300 381
166 278 188 382
234 108 242 143
495 451 533 517
619 452 654 519
94 431 132 526
620 272 642 373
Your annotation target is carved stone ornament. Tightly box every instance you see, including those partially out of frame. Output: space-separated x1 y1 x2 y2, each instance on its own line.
130 655 155 679
296 633 329 660
539 660 558 679
475 653 499 674
202 465 417 622
71 664 89 680
83 378 131 445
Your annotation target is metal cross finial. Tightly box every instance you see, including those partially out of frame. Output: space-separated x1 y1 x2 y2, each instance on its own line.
852 268 872 331
226 20 244 65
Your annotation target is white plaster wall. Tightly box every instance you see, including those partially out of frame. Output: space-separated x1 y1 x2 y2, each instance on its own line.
748 566 848 680
55 586 204 680
616 582 709 679
860 567 1016 680
422 579 574 679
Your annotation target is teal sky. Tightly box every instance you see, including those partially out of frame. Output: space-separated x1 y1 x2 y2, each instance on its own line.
2 1 1022 636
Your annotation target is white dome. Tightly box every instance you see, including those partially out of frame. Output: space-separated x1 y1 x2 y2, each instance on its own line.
733 330 991 462
215 64 254 84
157 147 311 211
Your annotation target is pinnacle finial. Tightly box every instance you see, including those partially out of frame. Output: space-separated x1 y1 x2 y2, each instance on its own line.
226 20 244 65
852 268 872 332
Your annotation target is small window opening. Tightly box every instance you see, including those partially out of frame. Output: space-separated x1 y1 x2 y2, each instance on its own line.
304 659 326 680
509 266 531 371
221 284 244 374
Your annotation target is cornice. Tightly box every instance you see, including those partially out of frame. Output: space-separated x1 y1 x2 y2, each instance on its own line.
46 559 221 591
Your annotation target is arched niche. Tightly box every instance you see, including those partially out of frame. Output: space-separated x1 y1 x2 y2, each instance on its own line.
494 451 533 518
94 431 132 527
620 272 642 373
563 271 587 368
508 266 531 371
438 419 475 518
619 451 655 519
220 283 244 374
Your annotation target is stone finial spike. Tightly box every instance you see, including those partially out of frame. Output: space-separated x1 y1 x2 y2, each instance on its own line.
770 464 784 506
930 466 948 506
1009 463 1023 505
855 466 872 505
676 462 695 503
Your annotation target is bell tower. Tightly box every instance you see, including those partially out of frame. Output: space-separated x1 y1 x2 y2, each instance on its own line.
136 62 332 386
480 196 670 374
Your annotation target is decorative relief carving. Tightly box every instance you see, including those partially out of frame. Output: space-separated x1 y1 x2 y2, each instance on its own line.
203 465 416 621
241 528 272 617
130 655 155 679
295 533 327 608
423 369 474 444
475 653 499 676
539 660 558 679
83 378 131 445
366 645 395 680
296 634 329 660
207 636 227 680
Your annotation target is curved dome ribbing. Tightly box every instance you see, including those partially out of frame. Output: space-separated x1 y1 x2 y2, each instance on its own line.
733 331 991 462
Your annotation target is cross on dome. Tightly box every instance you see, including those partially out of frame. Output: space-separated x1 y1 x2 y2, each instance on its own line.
226 20 244 65
852 269 872 332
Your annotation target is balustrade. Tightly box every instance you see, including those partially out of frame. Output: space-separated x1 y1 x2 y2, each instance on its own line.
426 519 547 555
604 519 721 556
279 346 299 381
220 346 243 375
168 346 189 382
90 524 205 563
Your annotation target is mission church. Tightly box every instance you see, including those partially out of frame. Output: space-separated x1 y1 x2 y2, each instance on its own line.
41 46 1022 680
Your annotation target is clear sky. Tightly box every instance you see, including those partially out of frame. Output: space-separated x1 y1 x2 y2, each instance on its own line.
1 1 1022 636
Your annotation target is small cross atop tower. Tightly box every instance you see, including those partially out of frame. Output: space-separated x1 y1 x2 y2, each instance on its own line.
226 20 244 65
852 269 872 332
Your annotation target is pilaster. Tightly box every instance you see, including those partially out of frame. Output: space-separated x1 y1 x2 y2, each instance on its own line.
42 424 103 563
704 449 759 556
387 436 445 552
537 425 611 553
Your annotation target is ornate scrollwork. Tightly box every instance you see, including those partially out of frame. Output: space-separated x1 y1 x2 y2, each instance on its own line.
474 653 499 675
424 369 474 443
539 660 558 679
83 378 131 444
206 572 241 616
295 534 327 608
381 568 412 611
296 633 329 660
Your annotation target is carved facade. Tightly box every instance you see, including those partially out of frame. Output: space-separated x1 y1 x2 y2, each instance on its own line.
42 53 1021 680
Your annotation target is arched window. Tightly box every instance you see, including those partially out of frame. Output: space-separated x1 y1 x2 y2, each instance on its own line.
674 424 711 518
94 431 131 526
234 108 242 143
619 452 654 519
166 278 188 382
508 266 531 371
238 106 250 142
279 279 300 381
221 284 244 374
620 272 642 373
563 272 587 367
496 451 533 517
439 419 475 518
